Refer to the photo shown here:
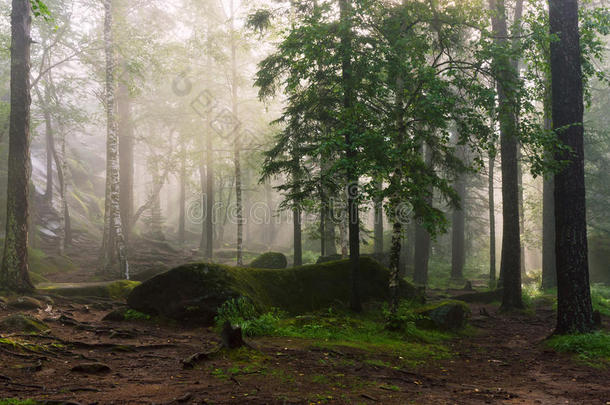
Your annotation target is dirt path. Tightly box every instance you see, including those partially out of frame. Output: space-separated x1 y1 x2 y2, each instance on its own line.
0 295 608 404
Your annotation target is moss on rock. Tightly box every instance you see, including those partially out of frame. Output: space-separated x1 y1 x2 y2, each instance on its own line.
249 252 288 269
127 257 424 324
414 300 471 331
39 280 140 301
0 313 49 333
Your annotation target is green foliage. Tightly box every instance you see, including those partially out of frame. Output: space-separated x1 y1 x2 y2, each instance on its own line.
383 300 422 332
591 284 610 317
546 332 610 368
249 252 288 269
123 309 151 321
215 297 281 337
106 280 140 301
0 399 38 405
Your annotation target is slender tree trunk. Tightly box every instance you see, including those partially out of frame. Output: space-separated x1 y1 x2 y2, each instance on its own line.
205 129 214 258
339 0 361 312
490 0 523 309
541 80 556 290
100 0 128 279
413 220 431 285
117 81 134 243
293 207 302 266
517 149 526 276
264 180 273 249
374 181 384 255
178 137 186 246
548 0 594 333
1 0 33 291
229 0 243 266
488 152 497 285
53 124 69 255
413 145 432 286
44 103 53 205
404 224 414 276
451 171 466 281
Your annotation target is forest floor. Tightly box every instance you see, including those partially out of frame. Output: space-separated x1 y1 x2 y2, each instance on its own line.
1 286 609 404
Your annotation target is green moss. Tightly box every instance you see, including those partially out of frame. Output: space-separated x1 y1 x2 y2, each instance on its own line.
39 280 140 300
226 257 423 314
249 252 288 269
0 314 49 333
123 309 151 321
106 280 140 300
546 332 610 368
128 258 423 323
0 399 38 405
414 300 471 331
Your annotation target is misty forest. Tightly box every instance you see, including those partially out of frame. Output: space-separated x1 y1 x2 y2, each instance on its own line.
0 0 609 403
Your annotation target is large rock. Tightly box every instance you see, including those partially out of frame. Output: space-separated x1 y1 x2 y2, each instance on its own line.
415 300 471 331
0 314 50 333
38 280 140 300
249 252 288 269
128 257 423 324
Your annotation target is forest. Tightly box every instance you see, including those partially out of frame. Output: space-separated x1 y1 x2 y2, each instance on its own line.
0 0 609 403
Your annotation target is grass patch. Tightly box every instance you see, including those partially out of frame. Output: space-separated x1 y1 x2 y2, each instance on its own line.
0 400 38 405
123 309 151 321
546 332 610 368
591 284 610 317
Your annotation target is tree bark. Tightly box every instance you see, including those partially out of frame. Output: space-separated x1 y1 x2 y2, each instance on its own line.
488 152 496 285
229 0 243 266
117 81 134 244
548 0 594 333
178 136 186 246
489 0 523 309
413 146 432 286
1 0 34 291
374 180 384 255
339 0 361 312
100 0 128 279
451 170 466 281
541 81 556 290
293 207 302 266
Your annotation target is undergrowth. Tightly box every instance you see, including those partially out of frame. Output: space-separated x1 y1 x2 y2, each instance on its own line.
215 298 453 366
546 332 610 368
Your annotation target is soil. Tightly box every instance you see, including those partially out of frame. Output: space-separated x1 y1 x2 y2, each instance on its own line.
1 293 608 405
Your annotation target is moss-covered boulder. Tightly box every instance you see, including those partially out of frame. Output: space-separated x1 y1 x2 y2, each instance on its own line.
38 280 140 301
415 300 471 331
0 313 50 333
8 296 44 310
127 257 423 324
249 252 288 269
316 254 344 264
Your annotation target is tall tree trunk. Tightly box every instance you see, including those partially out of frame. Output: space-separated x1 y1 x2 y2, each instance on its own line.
517 150 526 276
205 129 214 258
230 0 243 266
264 180 273 248
374 180 384 255
490 0 523 309
100 0 128 279
293 207 302 266
451 171 466 281
541 89 556 290
548 0 594 333
488 152 497 285
53 123 70 255
413 146 432 286
178 137 186 246
339 0 361 312
404 224 414 276
44 101 53 205
117 81 134 243
1 0 33 291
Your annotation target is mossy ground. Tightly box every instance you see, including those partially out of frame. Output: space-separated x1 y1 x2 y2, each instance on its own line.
545 332 610 368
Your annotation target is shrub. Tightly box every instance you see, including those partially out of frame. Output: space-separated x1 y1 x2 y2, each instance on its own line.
215 297 281 337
